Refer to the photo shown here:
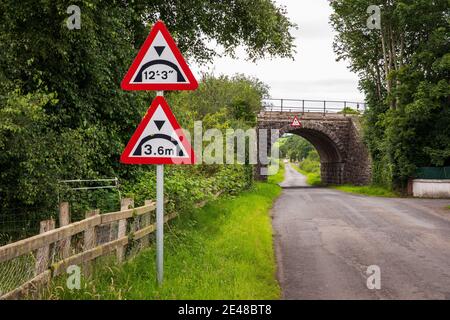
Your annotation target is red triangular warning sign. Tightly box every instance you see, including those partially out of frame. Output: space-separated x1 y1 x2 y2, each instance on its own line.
291 116 302 127
121 21 198 91
121 96 195 164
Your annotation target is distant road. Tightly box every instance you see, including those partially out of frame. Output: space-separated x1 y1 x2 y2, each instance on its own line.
279 162 308 188
272 164 450 299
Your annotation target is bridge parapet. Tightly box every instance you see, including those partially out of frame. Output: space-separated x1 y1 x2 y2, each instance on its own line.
257 111 357 122
262 98 366 114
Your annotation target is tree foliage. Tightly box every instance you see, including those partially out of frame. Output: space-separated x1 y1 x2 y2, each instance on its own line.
330 0 450 190
168 73 269 128
279 134 314 162
0 74 269 232
0 1 295 231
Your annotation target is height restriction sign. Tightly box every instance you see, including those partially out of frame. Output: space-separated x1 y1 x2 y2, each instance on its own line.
120 96 195 165
121 21 198 91
120 20 197 286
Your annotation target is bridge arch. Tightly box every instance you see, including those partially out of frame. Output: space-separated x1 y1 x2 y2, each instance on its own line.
279 122 346 184
256 110 371 185
279 121 345 162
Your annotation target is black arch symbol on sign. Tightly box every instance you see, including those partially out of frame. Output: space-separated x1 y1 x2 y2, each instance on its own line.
133 133 185 157
134 60 186 82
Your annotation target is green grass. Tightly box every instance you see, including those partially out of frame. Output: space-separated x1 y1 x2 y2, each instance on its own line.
332 184 398 197
304 172 321 186
44 182 282 300
268 159 285 184
290 163 322 186
446 205 450 210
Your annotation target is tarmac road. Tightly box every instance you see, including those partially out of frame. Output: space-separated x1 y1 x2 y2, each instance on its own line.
272 163 450 299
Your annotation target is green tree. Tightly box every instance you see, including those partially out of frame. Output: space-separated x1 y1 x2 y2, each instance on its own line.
168 73 269 128
330 0 450 190
279 135 314 162
125 74 270 215
0 0 294 170
0 1 295 222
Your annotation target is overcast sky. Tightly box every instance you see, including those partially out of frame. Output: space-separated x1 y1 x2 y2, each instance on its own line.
191 0 365 102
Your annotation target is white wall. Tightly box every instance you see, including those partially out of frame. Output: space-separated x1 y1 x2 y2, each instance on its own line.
412 179 450 198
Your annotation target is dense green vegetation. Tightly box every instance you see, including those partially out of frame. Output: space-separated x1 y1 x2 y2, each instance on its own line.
279 134 314 162
330 0 450 191
307 172 322 186
0 1 295 240
296 149 320 176
0 75 268 244
44 180 282 300
332 185 398 197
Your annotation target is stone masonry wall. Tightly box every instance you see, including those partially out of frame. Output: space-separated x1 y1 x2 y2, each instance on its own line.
255 112 371 185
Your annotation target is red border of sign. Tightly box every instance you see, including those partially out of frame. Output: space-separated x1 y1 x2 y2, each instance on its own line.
291 115 302 127
120 96 196 164
121 21 198 91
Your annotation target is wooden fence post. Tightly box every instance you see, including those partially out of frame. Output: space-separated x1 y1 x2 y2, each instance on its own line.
141 200 153 248
34 219 55 275
58 202 71 259
83 209 99 277
116 198 133 263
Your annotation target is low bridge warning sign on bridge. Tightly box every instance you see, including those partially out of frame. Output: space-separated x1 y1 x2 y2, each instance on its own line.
291 115 302 127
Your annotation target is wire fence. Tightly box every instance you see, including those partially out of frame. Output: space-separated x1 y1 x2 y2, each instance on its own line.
0 178 121 247
0 251 36 295
0 197 160 298
0 211 45 246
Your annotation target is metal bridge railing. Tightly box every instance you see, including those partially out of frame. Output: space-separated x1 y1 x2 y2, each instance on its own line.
262 98 367 114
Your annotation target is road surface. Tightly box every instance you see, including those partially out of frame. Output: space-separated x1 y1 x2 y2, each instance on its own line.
272 163 450 299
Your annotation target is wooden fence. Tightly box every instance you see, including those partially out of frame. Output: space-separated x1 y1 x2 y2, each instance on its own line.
0 198 177 300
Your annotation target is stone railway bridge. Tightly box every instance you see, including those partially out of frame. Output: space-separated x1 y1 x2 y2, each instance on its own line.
255 99 372 185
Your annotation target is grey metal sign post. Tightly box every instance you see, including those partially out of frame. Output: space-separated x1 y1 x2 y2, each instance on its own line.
156 91 164 285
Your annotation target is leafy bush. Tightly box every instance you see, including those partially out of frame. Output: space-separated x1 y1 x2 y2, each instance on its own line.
123 164 250 215
338 107 361 115
299 150 320 174
305 172 321 186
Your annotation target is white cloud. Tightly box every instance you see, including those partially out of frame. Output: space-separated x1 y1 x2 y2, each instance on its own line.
190 0 365 102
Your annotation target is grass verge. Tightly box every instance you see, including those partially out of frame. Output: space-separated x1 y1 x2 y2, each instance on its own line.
44 182 282 300
268 159 285 185
331 184 398 197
